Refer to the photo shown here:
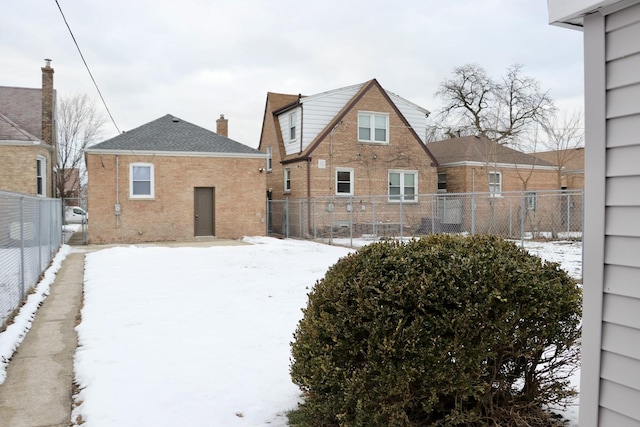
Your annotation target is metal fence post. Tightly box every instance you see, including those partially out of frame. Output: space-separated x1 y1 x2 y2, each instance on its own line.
520 192 526 247
567 193 571 234
471 192 476 235
313 198 317 240
349 196 354 247
19 197 25 302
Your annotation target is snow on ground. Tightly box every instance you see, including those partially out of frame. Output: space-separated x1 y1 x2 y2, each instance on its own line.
0 235 582 426
0 244 71 384
71 237 353 426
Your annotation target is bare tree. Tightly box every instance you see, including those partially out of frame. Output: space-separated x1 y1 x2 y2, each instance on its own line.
538 109 585 189
432 64 556 146
56 93 105 204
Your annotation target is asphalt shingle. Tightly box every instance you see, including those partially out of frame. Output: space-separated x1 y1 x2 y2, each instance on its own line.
90 114 261 154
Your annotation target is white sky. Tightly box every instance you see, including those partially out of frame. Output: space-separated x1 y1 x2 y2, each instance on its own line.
2 0 584 148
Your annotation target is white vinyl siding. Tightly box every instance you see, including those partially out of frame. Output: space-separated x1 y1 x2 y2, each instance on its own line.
280 84 362 156
280 107 302 155
130 163 154 198
289 112 297 141
580 4 640 426
385 90 429 143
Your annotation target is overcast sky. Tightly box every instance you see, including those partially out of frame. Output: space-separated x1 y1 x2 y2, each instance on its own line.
2 0 584 148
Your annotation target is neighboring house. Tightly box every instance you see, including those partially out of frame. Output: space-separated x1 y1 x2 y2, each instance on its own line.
0 60 56 197
58 167 81 201
535 147 585 190
426 135 559 194
258 78 438 200
85 114 267 243
425 135 569 236
550 1 640 426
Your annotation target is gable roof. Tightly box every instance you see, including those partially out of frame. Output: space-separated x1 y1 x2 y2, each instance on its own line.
87 114 264 157
270 79 437 166
0 86 45 141
427 135 555 168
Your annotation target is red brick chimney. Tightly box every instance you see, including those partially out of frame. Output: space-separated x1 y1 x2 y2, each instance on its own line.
216 114 228 137
41 58 55 146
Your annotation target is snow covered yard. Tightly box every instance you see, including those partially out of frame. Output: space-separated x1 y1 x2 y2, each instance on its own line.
72 237 353 426
0 236 581 426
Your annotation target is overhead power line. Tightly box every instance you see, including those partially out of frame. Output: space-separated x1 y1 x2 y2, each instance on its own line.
53 0 121 134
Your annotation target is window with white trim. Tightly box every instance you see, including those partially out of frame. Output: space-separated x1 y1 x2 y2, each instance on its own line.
335 168 354 196
289 112 297 141
266 146 272 172
358 112 389 143
388 170 417 202
36 156 46 196
489 171 502 196
284 168 291 193
130 163 154 198
525 191 537 211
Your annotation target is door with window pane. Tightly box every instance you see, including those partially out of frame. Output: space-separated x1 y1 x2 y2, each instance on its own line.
194 187 215 236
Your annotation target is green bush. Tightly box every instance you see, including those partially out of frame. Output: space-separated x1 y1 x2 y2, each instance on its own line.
289 235 581 426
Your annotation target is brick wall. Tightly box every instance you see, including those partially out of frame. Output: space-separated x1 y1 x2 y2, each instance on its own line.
0 145 54 196
439 165 559 194
86 153 267 243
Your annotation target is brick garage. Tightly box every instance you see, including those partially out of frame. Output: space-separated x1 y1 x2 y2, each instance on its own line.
85 114 267 243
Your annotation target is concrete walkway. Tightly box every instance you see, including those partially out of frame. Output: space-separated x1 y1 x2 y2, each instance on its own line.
0 251 84 427
0 235 248 426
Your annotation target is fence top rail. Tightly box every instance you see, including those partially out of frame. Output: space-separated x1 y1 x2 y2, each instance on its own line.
0 190 61 202
272 189 584 203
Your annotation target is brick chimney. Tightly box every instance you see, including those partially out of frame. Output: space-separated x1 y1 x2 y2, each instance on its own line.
41 59 55 146
216 114 228 137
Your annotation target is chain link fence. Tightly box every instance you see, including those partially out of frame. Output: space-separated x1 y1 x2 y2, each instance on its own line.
0 191 63 329
267 190 583 246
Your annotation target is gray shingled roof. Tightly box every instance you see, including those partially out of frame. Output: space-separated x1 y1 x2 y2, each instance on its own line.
89 114 262 155
427 135 555 167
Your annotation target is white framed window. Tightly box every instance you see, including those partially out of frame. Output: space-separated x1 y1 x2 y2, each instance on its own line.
525 191 537 211
130 163 154 198
388 170 417 202
36 156 46 196
358 112 389 143
266 146 272 172
489 171 502 196
335 168 354 196
284 168 291 193
289 112 297 141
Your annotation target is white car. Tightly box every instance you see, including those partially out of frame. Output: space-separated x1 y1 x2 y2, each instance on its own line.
65 206 88 224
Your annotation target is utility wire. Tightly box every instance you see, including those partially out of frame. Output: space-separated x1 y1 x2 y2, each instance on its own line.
54 0 121 134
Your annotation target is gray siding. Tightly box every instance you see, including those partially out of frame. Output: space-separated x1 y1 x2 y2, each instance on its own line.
585 3 640 425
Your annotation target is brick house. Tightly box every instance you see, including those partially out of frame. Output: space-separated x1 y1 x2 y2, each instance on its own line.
425 136 573 236
85 114 267 243
426 135 559 194
0 60 56 197
259 79 438 200
535 147 584 190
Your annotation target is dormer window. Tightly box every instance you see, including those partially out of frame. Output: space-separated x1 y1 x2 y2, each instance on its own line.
358 112 389 144
289 112 297 141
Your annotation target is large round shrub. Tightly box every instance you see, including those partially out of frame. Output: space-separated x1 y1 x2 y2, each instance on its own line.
289 235 581 426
